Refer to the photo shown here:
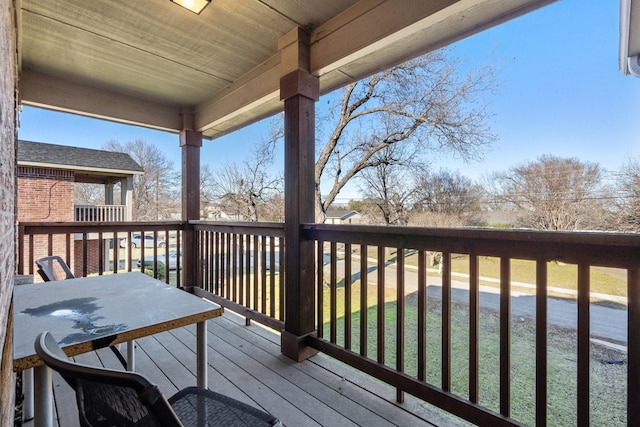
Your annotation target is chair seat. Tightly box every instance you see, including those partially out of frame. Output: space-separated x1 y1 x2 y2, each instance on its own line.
169 387 282 427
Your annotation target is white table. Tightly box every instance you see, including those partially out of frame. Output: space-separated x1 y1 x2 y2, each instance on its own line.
13 272 222 427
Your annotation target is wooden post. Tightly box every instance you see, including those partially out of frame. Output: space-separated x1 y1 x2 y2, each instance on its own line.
279 28 319 362
181 129 202 288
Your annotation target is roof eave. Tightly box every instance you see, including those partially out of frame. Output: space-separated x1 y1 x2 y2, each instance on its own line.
17 160 144 176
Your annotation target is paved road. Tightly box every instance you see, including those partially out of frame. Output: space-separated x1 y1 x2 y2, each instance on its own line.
324 255 628 345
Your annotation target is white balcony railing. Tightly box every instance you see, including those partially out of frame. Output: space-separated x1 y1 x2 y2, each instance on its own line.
74 205 128 222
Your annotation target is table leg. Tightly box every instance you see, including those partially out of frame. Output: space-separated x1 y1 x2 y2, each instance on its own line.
197 320 207 388
127 340 136 371
23 368 34 421
34 364 53 427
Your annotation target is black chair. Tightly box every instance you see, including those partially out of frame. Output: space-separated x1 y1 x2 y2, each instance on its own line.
35 332 283 427
35 255 75 282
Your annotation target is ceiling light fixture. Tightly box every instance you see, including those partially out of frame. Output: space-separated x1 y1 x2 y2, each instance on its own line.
170 0 211 15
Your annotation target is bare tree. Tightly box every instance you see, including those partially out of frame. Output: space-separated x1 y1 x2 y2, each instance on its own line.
74 183 104 205
490 155 604 231
614 156 640 231
358 151 417 225
102 139 179 220
314 50 497 222
412 169 483 226
206 140 283 221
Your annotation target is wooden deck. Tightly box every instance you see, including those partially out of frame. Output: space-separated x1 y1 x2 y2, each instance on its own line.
22 311 467 427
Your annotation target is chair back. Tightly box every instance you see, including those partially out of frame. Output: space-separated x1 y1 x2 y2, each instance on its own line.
35 332 183 427
35 256 75 282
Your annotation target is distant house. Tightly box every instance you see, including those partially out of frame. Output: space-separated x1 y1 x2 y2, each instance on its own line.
325 210 362 225
17 140 143 277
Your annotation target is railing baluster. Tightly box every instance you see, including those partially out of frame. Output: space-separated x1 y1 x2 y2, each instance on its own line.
253 235 259 311
261 235 267 314
175 230 181 288
469 254 479 404
330 241 337 343
238 233 245 305
214 231 220 294
344 243 352 351
500 257 511 417
442 251 451 392
279 236 285 321
417 250 426 382
269 235 276 318
360 244 368 357
81 233 88 277
203 230 209 289
226 233 232 299
245 234 252 317
232 233 238 301
377 246 385 365
98 232 104 275
396 247 405 403
577 263 590 427
317 240 324 338
65 233 71 272
536 260 548 427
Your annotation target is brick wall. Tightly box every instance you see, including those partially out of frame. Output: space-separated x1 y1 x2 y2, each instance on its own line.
73 240 102 277
0 0 18 424
17 167 75 222
18 167 76 275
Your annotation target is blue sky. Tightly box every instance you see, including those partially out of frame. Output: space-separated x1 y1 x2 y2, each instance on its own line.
18 0 640 201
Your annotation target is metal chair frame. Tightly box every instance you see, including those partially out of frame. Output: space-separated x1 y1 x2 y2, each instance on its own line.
35 255 75 282
35 331 283 427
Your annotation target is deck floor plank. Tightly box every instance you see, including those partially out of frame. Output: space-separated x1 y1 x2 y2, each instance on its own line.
169 326 324 427
22 311 464 427
199 315 399 427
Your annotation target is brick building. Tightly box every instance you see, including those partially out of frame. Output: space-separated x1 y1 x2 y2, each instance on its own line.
17 140 143 277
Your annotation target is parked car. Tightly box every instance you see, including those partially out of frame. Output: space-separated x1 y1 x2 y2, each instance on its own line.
137 252 181 270
120 234 166 248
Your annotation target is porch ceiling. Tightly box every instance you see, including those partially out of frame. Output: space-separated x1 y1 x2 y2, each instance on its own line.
18 0 555 140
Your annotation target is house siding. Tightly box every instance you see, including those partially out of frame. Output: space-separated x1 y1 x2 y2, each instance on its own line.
0 0 17 424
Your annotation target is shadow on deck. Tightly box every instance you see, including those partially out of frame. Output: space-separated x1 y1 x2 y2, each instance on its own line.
23 311 467 427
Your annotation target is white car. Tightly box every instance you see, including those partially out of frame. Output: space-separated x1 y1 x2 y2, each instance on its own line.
120 234 166 249
137 252 181 270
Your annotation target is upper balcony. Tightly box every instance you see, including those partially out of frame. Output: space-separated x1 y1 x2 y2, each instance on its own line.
17 140 142 224
74 204 129 222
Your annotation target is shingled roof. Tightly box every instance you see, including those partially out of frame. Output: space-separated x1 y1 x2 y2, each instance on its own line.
17 140 143 175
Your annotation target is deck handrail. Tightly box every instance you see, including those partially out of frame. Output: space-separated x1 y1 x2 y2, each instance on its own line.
16 220 640 425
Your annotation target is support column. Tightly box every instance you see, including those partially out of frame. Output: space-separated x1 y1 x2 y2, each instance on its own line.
181 129 202 288
279 28 320 362
121 177 133 221
105 183 114 205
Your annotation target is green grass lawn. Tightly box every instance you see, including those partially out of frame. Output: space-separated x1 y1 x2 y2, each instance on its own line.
320 284 627 426
360 248 628 299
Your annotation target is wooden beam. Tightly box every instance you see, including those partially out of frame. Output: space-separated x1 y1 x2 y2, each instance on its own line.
311 0 556 89
20 70 183 132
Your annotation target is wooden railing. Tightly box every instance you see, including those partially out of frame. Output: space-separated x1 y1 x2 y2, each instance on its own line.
17 222 183 285
190 221 285 331
16 220 639 425
74 205 128 222
302 224 640 427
